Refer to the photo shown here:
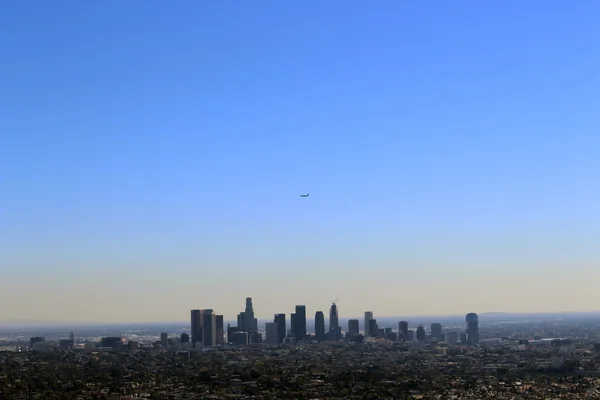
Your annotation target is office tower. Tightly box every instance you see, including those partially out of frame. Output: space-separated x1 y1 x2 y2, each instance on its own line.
416 325 426 341
274 314 286 343
180 333 190 343
191 310 203 345
364 311 374 337
406 330 414 341
399 321 409 340
245 297 258 331
160 332 168 348
238 311 249 332
368 319 378 337
202 309 217 346
314 311 325 342
265 322 278 345
290 313 296 338
227 325 239 343
431 323 442 337
348 319 359 336
446 331 457 345
329 302 340 338
215 315 224 345
295 305 306 341
466 313 479 345
231 331 249 345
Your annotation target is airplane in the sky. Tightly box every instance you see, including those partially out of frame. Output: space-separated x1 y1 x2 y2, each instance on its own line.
300 193 310 197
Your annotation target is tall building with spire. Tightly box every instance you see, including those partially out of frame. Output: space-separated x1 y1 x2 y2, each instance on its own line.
244 297 258 331
329 302 340 340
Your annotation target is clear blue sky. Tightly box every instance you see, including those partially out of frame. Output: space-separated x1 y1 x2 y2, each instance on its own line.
1 0 599 322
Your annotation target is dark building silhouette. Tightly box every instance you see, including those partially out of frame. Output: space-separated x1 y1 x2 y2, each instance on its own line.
244 297 258 331
329 303 339 340
231 331 248 345
202 309 216 346
237 312 246 331
180 333 189 343
215 315 224 345
290 313 296 338
227 325 239 343
101 337 123 351
274 313 286 343
295 305 307 341
368 319 378 337
314 311 325 342
348 319 359 336
466 312 479 345
416 325 426 341
399 321 409 340
191 310 203 345
431 323 443 340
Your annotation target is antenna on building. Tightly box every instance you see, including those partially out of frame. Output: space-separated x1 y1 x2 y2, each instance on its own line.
333 296 339 305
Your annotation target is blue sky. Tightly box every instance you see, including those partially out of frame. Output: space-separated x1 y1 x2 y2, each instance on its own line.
1 0 600 322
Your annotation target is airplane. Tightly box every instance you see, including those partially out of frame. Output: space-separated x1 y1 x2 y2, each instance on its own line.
300 193 310 197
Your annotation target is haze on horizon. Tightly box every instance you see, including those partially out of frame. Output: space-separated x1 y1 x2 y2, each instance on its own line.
2 1 600 324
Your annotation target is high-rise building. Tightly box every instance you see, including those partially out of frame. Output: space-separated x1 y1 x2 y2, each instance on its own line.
368 319 378 337
227 325 239 343
237 312 246 331
69 332 75 346
180 333 190 343
399 321 409 340
265 322 278 345
466 313 479 345
329 303 339 339
202 309 217 347
431 323 442 337
160 332 168 348
295 305 306 341
314 311 325 342
191 310 203 346
215 315 224 345
416 325 426 341
290 313 296 338
348 319 359 336
364 311 374 337
274 314 286 343
245 297 258 331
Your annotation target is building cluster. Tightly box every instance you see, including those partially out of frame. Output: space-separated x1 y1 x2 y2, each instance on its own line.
188 297 480 348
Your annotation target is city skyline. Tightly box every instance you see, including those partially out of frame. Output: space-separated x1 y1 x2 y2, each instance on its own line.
3 0 600 323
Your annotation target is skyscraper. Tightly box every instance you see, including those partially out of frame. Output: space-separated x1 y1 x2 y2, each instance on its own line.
364 311 374 337
265 322 278 345
416 325 426 341
191 310 202 345
290 313 296 338
202 309 216 347
274 314 286 343
431 323 442 338
329 303 339 339
466 313 479 345
160 332 168 348
314 311 325 342
215 315 224 345
245 297 258 331
348 319 359 336
368 319 378 337
295 305 306 341
399 321 409 340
